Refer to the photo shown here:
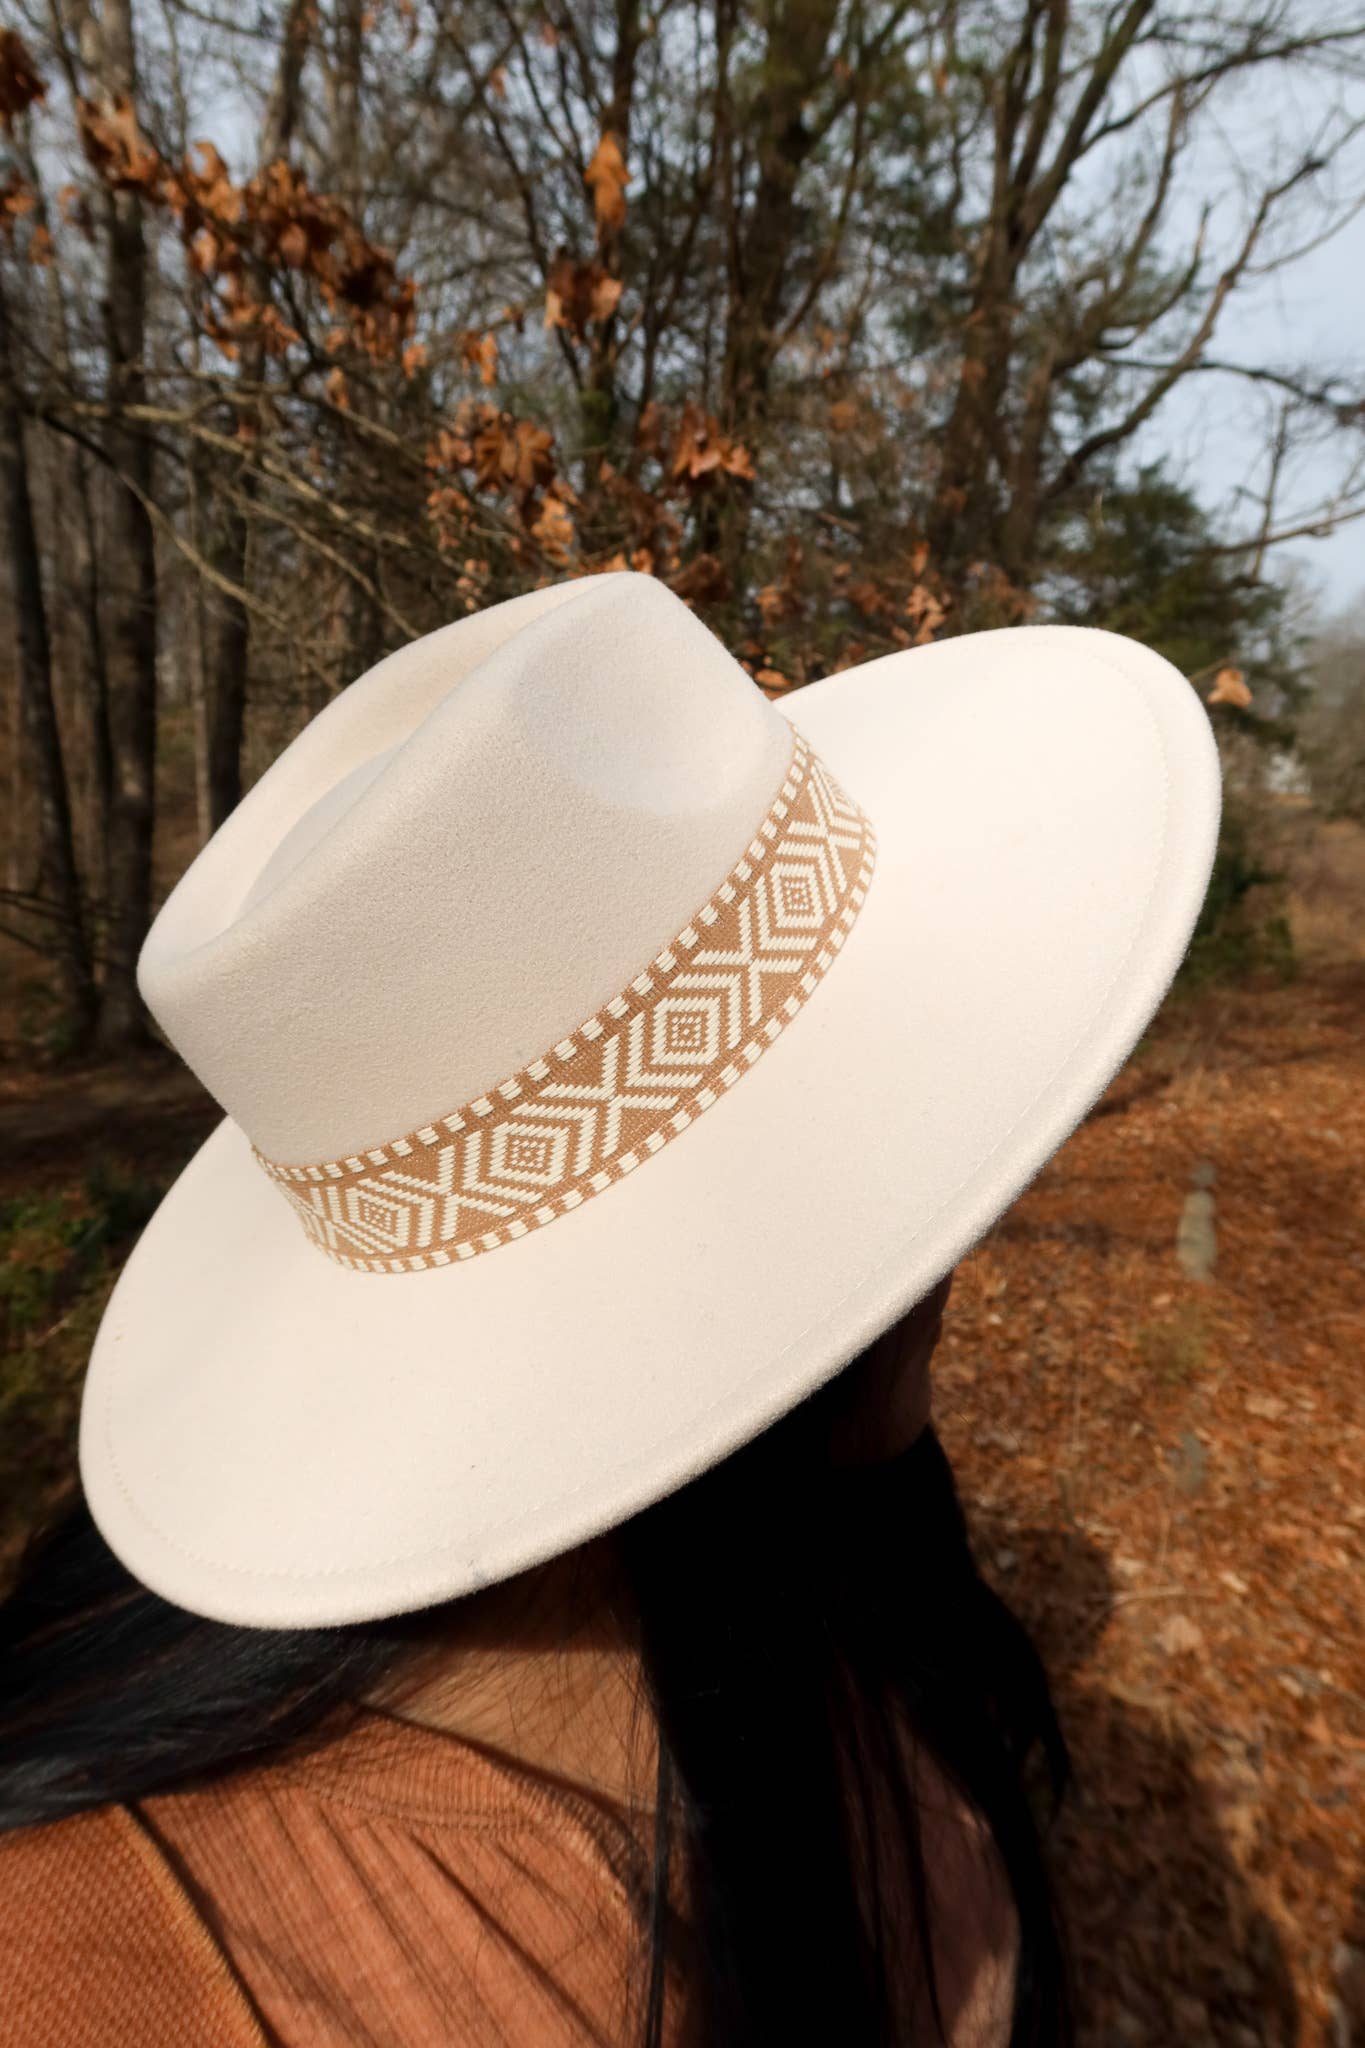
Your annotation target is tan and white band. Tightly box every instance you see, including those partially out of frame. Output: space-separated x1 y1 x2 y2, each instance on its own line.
256 729 876 1272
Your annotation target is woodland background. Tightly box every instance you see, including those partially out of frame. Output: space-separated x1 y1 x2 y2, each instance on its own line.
2 1 1365 2042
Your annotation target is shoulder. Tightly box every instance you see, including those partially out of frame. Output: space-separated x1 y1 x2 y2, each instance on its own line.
0 1805 266 2048
0 1802 144 1951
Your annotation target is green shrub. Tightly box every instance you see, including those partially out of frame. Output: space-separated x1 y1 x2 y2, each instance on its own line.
0 1162 167 1575
1136 1299 1210 1386
0 1165 163 1351
1177 806 1296 989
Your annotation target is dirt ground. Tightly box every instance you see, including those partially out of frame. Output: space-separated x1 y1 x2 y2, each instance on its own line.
929 818 1365 2047
1 816 1362 2045
938 955 1365 2047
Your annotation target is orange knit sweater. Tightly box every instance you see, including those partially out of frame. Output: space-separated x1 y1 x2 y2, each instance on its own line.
0 1708 1015 2046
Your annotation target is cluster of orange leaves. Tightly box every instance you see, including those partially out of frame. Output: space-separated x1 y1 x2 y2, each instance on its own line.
740 539 963 692
73 97 417 368
426 401 576 572
423 374 761 573
544 255 622 341
831 542 949 646
539 124 629 344
637 401 756 490
428 403 555 502
5 31 985 662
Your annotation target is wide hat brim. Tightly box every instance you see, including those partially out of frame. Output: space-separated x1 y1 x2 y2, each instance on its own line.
79 624 1219 1627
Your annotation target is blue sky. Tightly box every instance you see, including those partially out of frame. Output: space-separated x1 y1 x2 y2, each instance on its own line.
1133 45 1365 624
1144 202 1365 620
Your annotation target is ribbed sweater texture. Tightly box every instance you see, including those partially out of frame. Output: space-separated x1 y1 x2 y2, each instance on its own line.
1 1707 1013 2045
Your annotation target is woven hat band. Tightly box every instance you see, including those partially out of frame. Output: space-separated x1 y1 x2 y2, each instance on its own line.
255 728 876 1273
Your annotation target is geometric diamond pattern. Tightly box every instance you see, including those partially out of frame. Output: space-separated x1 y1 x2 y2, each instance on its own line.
256 728 877 1272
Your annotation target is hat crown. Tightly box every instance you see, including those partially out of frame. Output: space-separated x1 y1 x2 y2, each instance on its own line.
139 574 792 1162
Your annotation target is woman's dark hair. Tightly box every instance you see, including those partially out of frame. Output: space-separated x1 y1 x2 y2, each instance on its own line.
0 1364 1072 2047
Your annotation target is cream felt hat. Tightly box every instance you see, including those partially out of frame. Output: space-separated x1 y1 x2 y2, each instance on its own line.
78 572 1220 1628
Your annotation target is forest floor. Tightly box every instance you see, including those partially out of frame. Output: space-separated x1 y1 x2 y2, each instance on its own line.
938 947 1365 2048
1 813 1362 2046
931 809 1365 2048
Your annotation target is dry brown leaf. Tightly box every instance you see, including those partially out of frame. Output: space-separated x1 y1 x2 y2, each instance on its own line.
667 553 730 604
545 257 622 341
531 490 575 556
278 221 309 268
469 412 555 498
0 170 35 241
459 329 499 387
506 418 555 492
723 439 755 481
190 140 240 222
78 95 163 195
590 272 623 323
585 131 628 233
1157 1614 1205 1657
1207 665 1252 709
0 29 46 133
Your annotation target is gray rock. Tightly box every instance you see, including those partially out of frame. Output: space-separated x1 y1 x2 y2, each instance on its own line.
1170 1428 1208 1497
1177 1188 1217 1282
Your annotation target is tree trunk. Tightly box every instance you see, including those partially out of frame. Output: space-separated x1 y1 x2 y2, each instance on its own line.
710 0 840 579
199 0 310 832
94 0 159 1052
721 0 840 435
330 0 365 214
70 445 114 890
204 499 250 827
582 0 642 448
5 662 23 896
327 0 381 687
26 141 115 892
924 265 1016 577
925 0 1159 584
0 274 96 1048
